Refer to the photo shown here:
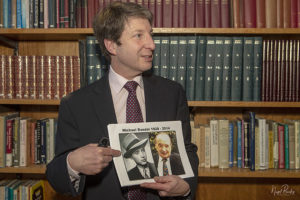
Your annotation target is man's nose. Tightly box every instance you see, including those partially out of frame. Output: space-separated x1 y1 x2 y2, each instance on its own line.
145 34 155 50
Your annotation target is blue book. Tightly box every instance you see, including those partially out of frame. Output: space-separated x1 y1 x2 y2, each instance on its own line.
221 37 233 101
231 37 244 101
243 111 256 171
168 36 179 82
16 0 22 28
176 36 187 90
204 37 216 101
3 0 9 28
21 0 27 28
152 36 161 76
186 36 197 100
242 37 255 101
237 119 242 168
160 36 170 79
229 122 234 167
195 36 206 101
253 37 263 101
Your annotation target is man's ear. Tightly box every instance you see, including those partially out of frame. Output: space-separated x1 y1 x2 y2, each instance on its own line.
104 39 117 56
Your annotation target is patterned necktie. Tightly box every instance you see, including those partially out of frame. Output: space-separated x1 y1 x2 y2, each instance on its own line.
124 81 146 200
163 158 169 176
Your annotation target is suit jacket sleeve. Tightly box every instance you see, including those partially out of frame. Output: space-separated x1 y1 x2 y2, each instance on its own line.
176 85 199 199
46 97 85 196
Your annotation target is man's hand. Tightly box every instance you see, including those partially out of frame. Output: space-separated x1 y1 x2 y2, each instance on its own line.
141 175 190 197
68 143 121 175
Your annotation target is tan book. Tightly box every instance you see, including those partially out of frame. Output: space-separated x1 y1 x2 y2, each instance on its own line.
266 0 277 28
204 125 211 168
198 125 205 168
210 118 219 167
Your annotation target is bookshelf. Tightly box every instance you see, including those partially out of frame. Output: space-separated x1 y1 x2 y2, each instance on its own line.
0 28 300 200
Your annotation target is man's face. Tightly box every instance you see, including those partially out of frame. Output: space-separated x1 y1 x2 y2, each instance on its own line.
155 133 172 159
110 17 155 80
131 147 147 166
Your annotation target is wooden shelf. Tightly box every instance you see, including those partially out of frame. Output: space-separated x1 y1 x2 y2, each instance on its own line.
0 99 60 105
0 165 46 174
189 101 300 108
198 168 300 178
1 99 300 107
0 28 299 41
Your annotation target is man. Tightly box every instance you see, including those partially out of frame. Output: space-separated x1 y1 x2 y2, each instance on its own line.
153 132 185 176
46 2 198 200
122 133 158 180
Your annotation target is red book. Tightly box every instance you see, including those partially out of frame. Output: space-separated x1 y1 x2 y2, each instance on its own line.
277 0 283 28
204 0 211 27
195 0 205 27
43 56 52 99
14 56 22 99
243 0 256 28
81 0 88 28
53 56 60 100
0 55 4 99
56 0 60 28
288 40 294 102
261 40 267 101
256 0 265 28
179 0 186 27
22 56 29 99
173 0 179 27
232 0 240 27
65 56 73 95
64 0 69 28
6 119 14 167
292 40 297 101
239 0 244 27
87 0 94 28
291 0 298 28
30 120 36 165
28 56 37 99
186 0 195 27
284 41 291 102
279 40 286 102
296 40 300 101
211 0 221 27
155 0 162 27
272 40 278 101
278 124 285 169
72 56 81 91
142 0 149 8
76 0 82 28
95 0 100 14
220 0 230 27
298 0 300 27
58 56 67 99
162 0 172 27
148 0 156 26
283 0 291 28
276 40 282 101
36 56 44 99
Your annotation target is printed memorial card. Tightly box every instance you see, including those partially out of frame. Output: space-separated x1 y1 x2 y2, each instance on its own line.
108 120 194 187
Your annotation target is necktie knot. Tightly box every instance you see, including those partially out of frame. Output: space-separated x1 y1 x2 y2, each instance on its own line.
124 81 138 93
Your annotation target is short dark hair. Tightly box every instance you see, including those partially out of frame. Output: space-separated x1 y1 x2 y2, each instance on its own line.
93 2 153 61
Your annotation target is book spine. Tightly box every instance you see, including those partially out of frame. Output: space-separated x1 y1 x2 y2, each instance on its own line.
43 0 48 28
265 0 277 28
204 37 215 101
220 0 230 27
12 117 20 167
212 37 224 101
204 0 211 27
11 0 16 28
168 36 179 82
152 36 161 76
162 0 172 27
186 36 197 101
176 36 187 90
244 122 249 168
5 56 14 99
186 0 195 27
6 119 14 167
155 0 162 27
148 0 155 27
199 126 205 167
0 55 4 99
211 0 221 28
218 119 229 168
272 122 279 168
232 0 240 28
284 124 289 169
242 37 254 101
204 126 211 168
76 0 81 28
159 36 170 79
195 0 205 27
276 0 283 28
244 0 256 28
283 0 291 28
86 36 96 85
172 0 179 27
69 0 75 28
16 0 22 28
14 56 22 99
0 0 3 28
229 122 234 167
278 124 285 169
39 0 44 28
179 0 185 27
231 37 243 101
288 124 295 169
72 56 80 91
296 40 300 102
195 36 207 101
210 119 219 167
291 0 298 27
237 120 242 168
63 0 69 28
256 0 265 28
33 0 39 28
253 37 263 101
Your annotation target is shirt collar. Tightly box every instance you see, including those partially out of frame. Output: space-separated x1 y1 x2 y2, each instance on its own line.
109 66 144 94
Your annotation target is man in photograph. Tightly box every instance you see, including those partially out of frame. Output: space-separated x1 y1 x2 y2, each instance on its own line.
122 133 158 180
153 132 185 176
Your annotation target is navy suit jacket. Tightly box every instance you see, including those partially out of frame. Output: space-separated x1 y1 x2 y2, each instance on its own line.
153 153 185 176
46 72 199 200
127 162 158 181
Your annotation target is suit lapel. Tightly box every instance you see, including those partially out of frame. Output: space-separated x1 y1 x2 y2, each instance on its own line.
90 74 117 137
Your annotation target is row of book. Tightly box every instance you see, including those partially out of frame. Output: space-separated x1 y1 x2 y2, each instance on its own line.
0 112 57 168
1 0 300 29
191 114 300 170
0 179 44 200
0 55 80 100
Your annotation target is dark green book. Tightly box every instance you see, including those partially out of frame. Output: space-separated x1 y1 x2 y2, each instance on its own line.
160 36 170 79
253 37 263 101
195 36 206 101
152 36 161 76
204 37 216 101
284 124 289 169
186 36 197 101
242 37 254 101
221 37 233 101
168 36 179 82
231 37 243 101
176 36 187 90
212 37 224 101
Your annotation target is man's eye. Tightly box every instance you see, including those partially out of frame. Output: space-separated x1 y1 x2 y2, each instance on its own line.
135 34 142 38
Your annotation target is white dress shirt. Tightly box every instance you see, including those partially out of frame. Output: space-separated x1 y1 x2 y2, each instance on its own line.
157 156 172 176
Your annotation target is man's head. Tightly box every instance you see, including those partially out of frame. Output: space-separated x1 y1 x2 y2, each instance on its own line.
93 2 153 61
123 133 148 166
154 132 172 159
